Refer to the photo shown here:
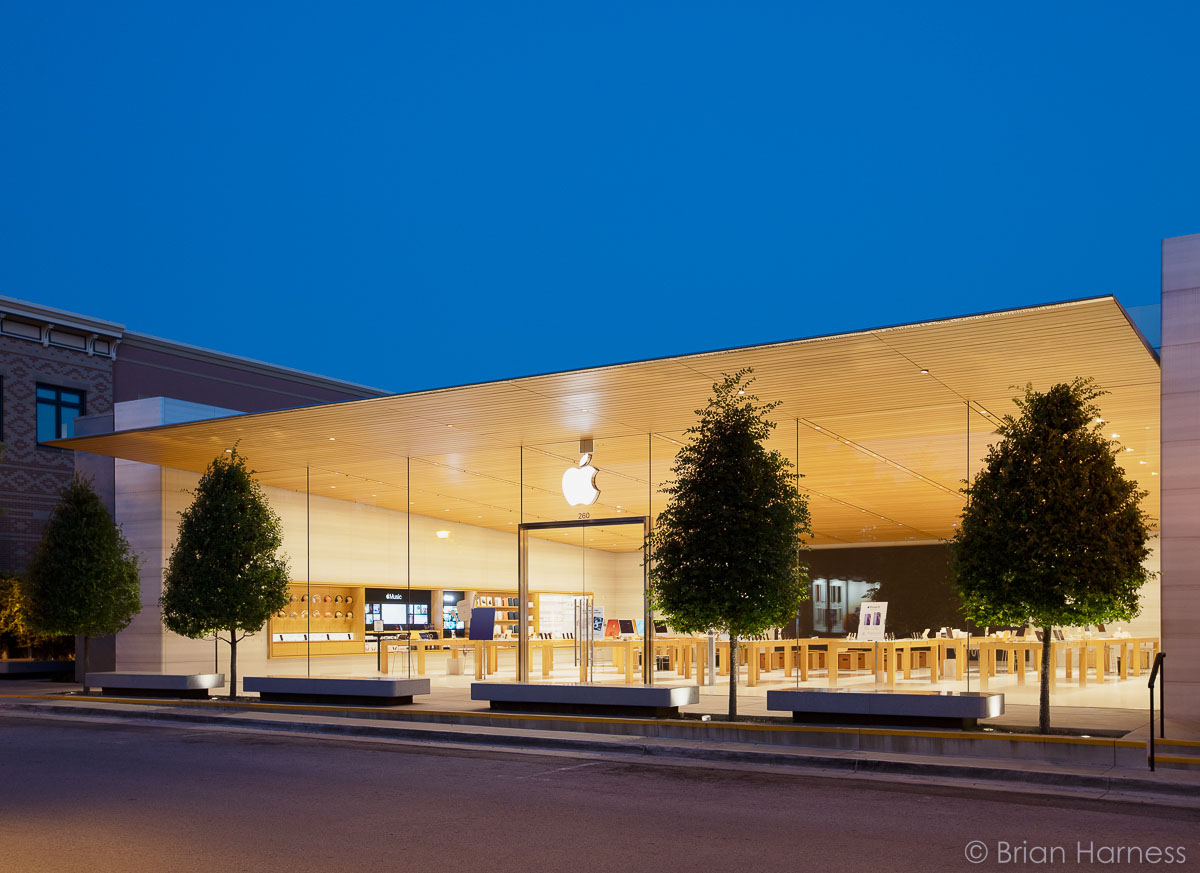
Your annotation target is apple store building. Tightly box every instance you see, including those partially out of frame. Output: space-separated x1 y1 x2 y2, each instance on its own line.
55 233 1200 720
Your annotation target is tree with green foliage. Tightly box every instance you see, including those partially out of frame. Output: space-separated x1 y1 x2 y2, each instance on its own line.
24 474 141 692
0 576 40 657
649 369 811 720
951 379 1153 734
161 448 291 698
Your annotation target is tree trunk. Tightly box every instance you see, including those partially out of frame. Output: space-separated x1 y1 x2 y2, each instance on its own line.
1039 625 1052 735
229 634 238 700
728 633 738 722
82 635 91 695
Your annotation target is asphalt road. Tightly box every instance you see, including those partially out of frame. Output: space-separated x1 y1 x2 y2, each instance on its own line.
1 714 1196 873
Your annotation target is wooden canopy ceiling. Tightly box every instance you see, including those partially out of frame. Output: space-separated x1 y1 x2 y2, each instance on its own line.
57 296 1160 552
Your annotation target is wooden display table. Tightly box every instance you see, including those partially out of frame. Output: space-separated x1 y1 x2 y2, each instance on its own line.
975 636 1161 689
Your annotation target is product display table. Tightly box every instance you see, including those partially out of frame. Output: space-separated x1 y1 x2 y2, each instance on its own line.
667 638 962 688
975 636 1161 690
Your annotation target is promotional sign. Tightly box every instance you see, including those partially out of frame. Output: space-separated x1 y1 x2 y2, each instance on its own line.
469 607 496 641
857 602 888 642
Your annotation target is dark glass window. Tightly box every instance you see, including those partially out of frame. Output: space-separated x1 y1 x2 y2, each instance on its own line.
36 384 85 442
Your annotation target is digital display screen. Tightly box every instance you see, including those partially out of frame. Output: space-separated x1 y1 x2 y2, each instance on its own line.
381 603 408 626
363 588 434 630
442 604 465 632
618 619 635 635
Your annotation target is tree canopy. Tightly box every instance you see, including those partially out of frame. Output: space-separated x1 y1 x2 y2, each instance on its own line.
160 448 291 698
23 474 141 684
649 369 810 718
951 378 1153 732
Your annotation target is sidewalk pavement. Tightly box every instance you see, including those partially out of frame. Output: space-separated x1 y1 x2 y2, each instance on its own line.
3 682 1199 809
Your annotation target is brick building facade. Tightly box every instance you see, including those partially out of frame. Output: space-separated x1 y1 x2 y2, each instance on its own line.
0 295 388 578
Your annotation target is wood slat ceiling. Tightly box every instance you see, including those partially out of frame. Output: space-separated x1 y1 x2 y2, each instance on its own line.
57 296 1160 551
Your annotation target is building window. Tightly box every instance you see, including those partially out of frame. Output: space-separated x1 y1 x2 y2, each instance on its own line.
36 384 85 442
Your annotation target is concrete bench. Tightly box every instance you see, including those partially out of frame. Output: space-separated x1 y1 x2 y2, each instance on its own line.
85 672 225 699
243 676 430 706
0 660 74 680
472 682 700 718
766 688 1004 729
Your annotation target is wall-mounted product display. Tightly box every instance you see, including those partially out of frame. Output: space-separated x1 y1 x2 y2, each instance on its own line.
269 583 363 658
472 589 593 638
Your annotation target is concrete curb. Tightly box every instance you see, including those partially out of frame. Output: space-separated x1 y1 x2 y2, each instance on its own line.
6 700 1198 805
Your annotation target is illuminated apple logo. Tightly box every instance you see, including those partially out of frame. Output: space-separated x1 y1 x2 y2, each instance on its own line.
562 453 600 506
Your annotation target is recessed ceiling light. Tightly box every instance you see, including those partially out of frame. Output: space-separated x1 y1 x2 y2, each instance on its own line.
1126 447 1134 452
1111 433 1120 438
371 494 376 497
920 369 929 375
328 437 335 441
436 531 450 539
1152 472 1158 476
330 486 335 489
1139 461 1146 465
224 449 232 453
1095 417 1104 423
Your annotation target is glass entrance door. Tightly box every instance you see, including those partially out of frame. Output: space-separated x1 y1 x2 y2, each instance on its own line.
518 516 650 685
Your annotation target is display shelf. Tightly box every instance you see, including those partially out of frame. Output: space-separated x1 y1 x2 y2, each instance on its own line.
472 590 592 638
269 583 363 658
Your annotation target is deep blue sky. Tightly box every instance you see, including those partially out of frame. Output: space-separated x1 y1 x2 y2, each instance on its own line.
1 3 1195 393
